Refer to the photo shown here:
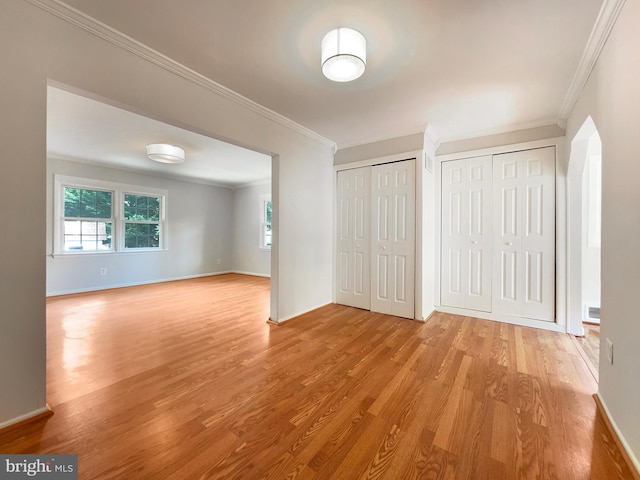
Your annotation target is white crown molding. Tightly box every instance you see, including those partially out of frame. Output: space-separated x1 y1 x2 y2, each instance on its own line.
558 0 626 122
233 178 272 190
27 0 336 151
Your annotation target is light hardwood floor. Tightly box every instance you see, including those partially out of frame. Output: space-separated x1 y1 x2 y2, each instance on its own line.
574 324 600 374
0 274 634 479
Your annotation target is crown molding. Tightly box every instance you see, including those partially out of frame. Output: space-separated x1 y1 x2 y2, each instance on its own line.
233 178 272 190
27 0 336 151
558 0 626 122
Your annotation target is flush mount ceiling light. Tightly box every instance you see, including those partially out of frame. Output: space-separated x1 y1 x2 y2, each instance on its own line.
146 143 185 164
321 27 366 82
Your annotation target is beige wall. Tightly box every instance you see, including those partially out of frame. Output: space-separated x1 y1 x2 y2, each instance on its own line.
437 124 565 155
334 133 424 165
566 0 640 464
0 1 333 426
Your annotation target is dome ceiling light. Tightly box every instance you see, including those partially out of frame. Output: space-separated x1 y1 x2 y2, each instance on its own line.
321 28 367 82
146 144 185 164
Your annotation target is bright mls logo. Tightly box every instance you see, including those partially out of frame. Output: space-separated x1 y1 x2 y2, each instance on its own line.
0 455 77 479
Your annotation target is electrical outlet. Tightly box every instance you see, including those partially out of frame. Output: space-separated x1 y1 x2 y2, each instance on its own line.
100 267 108 276
216 258 222 265
605 338 614 364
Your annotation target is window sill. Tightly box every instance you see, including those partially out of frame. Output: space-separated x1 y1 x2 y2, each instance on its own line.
259 246 272 251
50 249 168 259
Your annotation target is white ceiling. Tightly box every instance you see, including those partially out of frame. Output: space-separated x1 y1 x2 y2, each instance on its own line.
47 86 272 187
59 0 604 147
48 0 604 185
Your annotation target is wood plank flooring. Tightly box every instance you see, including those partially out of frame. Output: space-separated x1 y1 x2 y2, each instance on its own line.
574 324 600 373
0 274 634 479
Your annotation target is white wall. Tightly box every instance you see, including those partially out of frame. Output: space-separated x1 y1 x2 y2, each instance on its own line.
437 125 565 156
565 0 640 465
421 134 438 319
46 158 234 295
232 182 271 277
334 133 424 165
0 1 333 428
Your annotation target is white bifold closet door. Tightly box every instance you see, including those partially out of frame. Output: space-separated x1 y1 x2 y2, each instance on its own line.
336 160 416 319
492 147 555 321
441 155 493 312
371 160 416 319
336 167 371 310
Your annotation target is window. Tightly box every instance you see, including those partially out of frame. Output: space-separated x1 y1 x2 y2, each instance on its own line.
123 194 161 249
63 187 113 252
54 176 167 255
261 197 272 249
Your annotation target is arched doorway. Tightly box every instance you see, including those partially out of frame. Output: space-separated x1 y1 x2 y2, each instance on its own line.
567 116 602 374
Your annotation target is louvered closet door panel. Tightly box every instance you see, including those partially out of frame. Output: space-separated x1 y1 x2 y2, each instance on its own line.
492 147 555 321
441 156 492 312
371 160 415 319
336 167 371 310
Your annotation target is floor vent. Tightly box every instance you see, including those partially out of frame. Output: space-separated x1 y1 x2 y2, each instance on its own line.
586 305 600 321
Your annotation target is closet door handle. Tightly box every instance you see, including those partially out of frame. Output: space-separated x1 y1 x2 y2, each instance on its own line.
504 241 512 246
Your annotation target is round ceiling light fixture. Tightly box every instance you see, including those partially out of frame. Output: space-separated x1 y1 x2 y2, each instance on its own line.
321 27 366 82
146 143 185 164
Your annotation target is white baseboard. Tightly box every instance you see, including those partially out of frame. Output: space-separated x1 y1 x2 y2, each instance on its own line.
231 270 271 278
0 406 50 430
595 392 640 475
273 303 331 324
421 309 436 322
46 271 233 297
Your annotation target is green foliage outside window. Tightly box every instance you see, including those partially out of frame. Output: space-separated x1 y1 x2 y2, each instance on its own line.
63 187 113 250
64 188 112 219
265 200 272 223
125 223 160 248
124 194 161 248
124 194 160 221
263 200 272 247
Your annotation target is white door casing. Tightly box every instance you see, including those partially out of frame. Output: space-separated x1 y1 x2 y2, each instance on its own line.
371 160 416 319
441 155 492 312
336 167 371 310
492 147 555 321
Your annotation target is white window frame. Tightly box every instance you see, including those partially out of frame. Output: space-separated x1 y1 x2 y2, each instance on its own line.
260 194 272 250
54 175 168 256
121 190 164 251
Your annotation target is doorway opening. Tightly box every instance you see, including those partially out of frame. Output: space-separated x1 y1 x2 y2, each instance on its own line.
46 84 273 296
45 83 274 402
567 116 601 378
